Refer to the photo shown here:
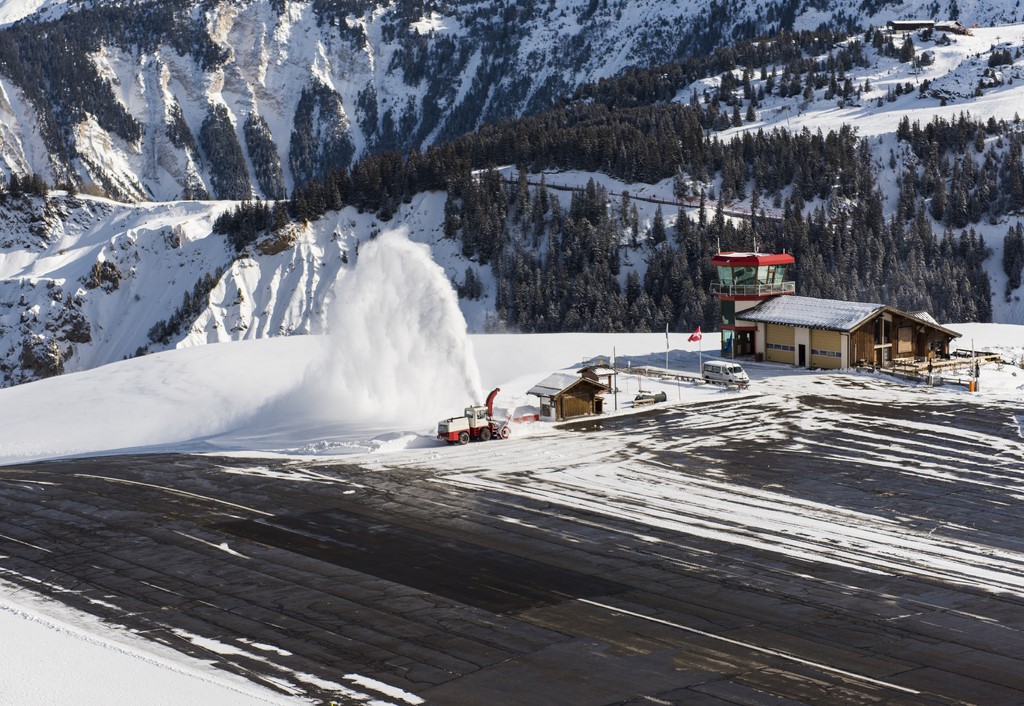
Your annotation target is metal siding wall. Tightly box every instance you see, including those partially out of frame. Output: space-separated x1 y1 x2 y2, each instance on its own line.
765 324 795 364
811 329 842 369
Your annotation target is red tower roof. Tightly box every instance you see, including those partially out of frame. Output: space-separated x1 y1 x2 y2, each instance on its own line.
711 251 795 267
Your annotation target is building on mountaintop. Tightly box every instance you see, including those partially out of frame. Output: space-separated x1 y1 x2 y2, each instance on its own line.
934 20 971 35
887 20 935 32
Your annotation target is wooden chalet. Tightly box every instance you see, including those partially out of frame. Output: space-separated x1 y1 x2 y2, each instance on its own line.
735 295 960 369
527 373 609 421
934 20 971 35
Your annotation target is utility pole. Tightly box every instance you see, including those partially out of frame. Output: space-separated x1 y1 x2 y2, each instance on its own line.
665 324 669 371
613 346 618 411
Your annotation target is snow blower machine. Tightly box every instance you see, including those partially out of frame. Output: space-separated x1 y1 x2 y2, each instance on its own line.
437 388 511 445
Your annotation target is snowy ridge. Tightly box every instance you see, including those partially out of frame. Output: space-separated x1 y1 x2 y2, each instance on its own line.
0 0 64 26
3 0 1024 200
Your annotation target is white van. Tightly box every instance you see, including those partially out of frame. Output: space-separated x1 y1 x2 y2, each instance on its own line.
702 361 750 387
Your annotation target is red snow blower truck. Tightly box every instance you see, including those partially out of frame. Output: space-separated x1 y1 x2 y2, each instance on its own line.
437 388 511 445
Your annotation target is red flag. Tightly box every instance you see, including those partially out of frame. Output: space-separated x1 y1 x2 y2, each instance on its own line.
688 327 703 342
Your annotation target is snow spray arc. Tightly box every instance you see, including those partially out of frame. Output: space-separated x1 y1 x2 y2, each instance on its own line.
316 227 484 427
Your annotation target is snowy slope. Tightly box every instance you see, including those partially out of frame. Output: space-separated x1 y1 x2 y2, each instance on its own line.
0 0 60 25
671 22 1024 321
0 0 742 198
5 0 1024 200
705 25 1024 141
0 188 478 386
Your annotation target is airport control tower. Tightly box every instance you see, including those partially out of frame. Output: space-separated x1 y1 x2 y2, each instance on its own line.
710 251 795 357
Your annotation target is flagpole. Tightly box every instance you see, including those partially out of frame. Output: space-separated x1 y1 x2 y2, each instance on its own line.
613 346 618 411
688 327 704 375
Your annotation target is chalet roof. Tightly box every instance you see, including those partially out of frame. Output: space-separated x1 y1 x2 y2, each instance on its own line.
578 365 616 376
528 373 608 397
737 296 961 337
737 295 884 331
892 309 960 337
888 19 934 27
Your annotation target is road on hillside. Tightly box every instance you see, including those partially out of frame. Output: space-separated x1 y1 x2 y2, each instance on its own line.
2 381 1024 704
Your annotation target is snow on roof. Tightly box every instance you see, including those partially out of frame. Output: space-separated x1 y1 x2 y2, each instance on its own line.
738 297 960 336
912 311 939 325
578 365 615 376
527 372 586 397
737 295 884 331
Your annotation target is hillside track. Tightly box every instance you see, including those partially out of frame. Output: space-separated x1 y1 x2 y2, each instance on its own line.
3 381 1024 704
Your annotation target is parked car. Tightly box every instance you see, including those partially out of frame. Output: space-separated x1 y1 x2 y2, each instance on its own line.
702 361 749 387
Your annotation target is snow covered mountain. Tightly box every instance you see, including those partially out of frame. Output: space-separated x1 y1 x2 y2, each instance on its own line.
7 8 1024 387
0 0 1022 202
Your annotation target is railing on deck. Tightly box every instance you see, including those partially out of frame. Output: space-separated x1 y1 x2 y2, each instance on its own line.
710 281 796 296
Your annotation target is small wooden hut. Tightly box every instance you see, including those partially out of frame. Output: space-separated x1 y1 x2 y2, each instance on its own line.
528 373 609 421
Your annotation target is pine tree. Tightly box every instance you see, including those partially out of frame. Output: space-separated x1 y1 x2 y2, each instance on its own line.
1003 224 1024 300
650 206 666 245
899 35 915 63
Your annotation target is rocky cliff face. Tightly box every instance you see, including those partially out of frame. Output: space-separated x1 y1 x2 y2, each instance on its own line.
3 0 1014 202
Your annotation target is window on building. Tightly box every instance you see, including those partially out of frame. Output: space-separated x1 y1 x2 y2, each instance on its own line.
896 326 913 354
721 300 735 326
757 265 779 284
722 330 734 354
874 317 891 345
734 267 756 286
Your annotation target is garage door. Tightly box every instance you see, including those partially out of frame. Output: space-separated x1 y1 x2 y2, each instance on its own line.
765 324 795 364
810 329 842 369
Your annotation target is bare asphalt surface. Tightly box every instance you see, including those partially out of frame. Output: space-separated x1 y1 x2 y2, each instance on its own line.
2 384 1024 705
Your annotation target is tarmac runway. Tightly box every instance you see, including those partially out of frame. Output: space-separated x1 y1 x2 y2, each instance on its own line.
2 386 1024 704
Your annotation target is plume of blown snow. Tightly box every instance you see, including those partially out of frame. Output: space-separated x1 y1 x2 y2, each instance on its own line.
292 227 483 431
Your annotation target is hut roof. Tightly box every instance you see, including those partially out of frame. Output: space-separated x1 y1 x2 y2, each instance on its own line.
528 373 609 397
